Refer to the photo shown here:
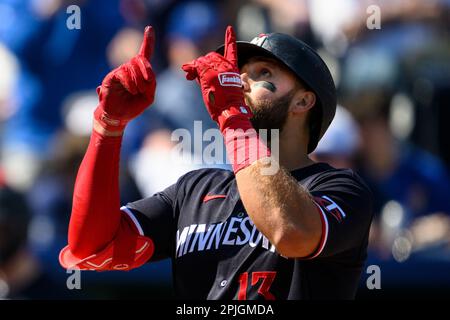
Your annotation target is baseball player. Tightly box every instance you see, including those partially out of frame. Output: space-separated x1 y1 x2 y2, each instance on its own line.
60 25 373 300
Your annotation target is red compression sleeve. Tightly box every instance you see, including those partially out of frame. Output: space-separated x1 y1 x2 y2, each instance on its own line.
221 112 271 173
68 130 123 258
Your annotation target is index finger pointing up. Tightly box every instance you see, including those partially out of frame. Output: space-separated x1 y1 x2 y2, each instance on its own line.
223 26 238 67
139 26 155 59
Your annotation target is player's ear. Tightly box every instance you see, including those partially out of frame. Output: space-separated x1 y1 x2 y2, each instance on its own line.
290 90 316 115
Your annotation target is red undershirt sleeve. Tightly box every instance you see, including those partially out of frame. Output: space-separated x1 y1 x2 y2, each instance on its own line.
59 130 153 271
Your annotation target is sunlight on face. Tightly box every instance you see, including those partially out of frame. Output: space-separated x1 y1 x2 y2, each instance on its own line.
240 57 300 105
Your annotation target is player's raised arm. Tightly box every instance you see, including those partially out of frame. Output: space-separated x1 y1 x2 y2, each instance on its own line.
182 26 322 258
59 26 157 271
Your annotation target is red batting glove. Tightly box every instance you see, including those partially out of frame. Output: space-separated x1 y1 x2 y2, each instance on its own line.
94 26 157 135
181 26 252 132
182 26 271 174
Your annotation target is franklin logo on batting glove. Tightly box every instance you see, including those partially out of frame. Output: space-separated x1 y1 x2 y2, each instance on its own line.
218 72 242 87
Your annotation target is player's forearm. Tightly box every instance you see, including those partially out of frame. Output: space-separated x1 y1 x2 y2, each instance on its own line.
68 126 123 258
62 25 156 266
236 159 322 258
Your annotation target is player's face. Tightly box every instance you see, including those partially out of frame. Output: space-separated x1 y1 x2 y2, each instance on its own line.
240 57 302 132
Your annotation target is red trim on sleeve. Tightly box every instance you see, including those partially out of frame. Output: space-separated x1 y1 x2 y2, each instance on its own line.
301 202 329 260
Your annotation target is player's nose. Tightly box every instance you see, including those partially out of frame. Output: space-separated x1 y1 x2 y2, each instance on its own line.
240 73 251 93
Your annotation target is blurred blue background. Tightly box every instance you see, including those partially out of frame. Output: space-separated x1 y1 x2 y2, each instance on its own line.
0 0 449 299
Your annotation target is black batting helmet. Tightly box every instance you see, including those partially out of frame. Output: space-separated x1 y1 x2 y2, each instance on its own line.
217 33 337 153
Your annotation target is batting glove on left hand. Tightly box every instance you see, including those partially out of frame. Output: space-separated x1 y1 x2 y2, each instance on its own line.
181 26 252 132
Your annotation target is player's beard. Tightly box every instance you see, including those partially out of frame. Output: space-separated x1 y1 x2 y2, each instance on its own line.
245 89 296 134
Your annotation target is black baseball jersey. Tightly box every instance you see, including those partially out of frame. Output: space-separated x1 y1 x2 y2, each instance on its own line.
122 163 373 300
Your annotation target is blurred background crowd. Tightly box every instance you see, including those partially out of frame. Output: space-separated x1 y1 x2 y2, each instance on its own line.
0 0 449 299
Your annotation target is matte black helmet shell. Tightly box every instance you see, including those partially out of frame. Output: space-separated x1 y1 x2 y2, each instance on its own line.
217 33 337 153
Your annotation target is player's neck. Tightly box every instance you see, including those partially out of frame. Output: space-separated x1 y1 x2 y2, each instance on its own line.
277 130 314 171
